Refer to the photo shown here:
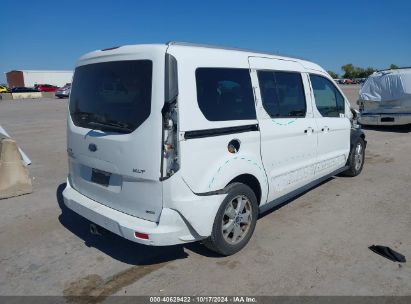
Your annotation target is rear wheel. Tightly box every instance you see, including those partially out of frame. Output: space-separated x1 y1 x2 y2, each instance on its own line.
342 137 365 177
204 183 258 256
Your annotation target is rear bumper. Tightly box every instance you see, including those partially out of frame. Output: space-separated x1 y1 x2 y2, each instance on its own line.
62 180 198 246
359 113 411 126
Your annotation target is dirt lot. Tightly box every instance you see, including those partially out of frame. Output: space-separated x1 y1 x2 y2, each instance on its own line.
0 87 410 297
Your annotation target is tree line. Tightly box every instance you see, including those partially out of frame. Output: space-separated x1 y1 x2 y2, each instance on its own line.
327 64 399 79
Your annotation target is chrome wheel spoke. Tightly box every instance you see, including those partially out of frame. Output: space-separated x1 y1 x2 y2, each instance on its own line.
225 203 236 219
232 224 242 242
236 197 247 213
223 219 234 234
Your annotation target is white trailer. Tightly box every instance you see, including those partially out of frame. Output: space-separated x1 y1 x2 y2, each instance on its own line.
5 70 73 88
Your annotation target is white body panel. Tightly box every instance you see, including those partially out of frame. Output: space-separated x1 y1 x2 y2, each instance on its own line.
166 46 267 201
63 43 354 246
308 72 351 174
314 117 350 175
248 57 318 202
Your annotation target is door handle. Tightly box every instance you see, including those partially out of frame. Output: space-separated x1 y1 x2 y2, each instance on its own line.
321 126 330 132
304 127 313 134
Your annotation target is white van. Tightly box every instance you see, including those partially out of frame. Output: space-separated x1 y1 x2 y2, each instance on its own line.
63 42 366 255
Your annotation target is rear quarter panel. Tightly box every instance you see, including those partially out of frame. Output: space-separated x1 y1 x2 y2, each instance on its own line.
167 46 268 202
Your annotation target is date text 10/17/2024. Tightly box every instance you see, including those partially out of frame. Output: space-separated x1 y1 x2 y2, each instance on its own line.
149 296 257 303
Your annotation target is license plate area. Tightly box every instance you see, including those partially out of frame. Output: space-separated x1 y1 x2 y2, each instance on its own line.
381 117 394 122
91 169 111 187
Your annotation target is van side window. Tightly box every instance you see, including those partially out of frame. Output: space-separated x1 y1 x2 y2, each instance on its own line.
310 74 345 117
257 71 306 118
196 68 256 121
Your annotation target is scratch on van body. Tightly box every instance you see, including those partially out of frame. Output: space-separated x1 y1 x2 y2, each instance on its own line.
208 156 268 190
271 118 297 126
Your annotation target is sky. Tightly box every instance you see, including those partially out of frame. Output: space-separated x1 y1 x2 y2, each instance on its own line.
1 0 410 83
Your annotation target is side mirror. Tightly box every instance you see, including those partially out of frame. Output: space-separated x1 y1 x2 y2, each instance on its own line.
351 108 360 119
350 108 361 128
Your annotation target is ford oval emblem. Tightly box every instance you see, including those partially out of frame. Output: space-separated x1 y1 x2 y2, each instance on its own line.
88 143 97 152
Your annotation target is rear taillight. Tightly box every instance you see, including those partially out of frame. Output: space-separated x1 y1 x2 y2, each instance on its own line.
134 232 149 240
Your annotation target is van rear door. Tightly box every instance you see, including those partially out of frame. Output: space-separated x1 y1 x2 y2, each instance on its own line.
67 46 166 222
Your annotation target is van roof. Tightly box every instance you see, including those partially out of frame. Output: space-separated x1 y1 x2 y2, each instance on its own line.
166 41 304 60
166 41 325 73
78 42 325 73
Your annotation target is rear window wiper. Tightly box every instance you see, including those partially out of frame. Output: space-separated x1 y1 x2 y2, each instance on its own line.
87 121 133 134
71 111 95 122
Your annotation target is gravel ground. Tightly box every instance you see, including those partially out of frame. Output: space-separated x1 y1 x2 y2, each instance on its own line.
0 87 410 297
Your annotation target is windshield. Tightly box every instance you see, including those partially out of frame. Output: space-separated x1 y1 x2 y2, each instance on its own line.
69 60 152 133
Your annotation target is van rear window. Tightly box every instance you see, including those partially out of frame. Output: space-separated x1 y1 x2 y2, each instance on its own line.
69 60 152 133
195 68 256 121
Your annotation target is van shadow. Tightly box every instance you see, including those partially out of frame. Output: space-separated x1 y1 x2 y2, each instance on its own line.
362 124 411 133
56 183 198 265
258 177 334 219
57 179 335 261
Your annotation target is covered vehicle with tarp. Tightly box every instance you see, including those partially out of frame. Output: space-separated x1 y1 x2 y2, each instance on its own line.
358 68 411 125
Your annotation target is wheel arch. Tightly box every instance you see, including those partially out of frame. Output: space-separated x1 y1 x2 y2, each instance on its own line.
350 128 367 150
226 173 262 206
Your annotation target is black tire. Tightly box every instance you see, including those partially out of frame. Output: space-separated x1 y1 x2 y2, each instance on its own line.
204 182 258 256
342 137 365 177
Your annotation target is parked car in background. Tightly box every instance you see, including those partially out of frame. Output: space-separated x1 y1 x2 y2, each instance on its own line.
55 83 71 98
10 87 39 93
0 85 9 93
338 79 355 85
352 78 366 85
35 84 58 92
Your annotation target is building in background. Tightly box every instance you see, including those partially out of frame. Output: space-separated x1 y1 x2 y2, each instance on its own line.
5 70 73 88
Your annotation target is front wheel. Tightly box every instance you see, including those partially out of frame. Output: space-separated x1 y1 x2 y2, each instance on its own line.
204 183 258 256
342 137 366 177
